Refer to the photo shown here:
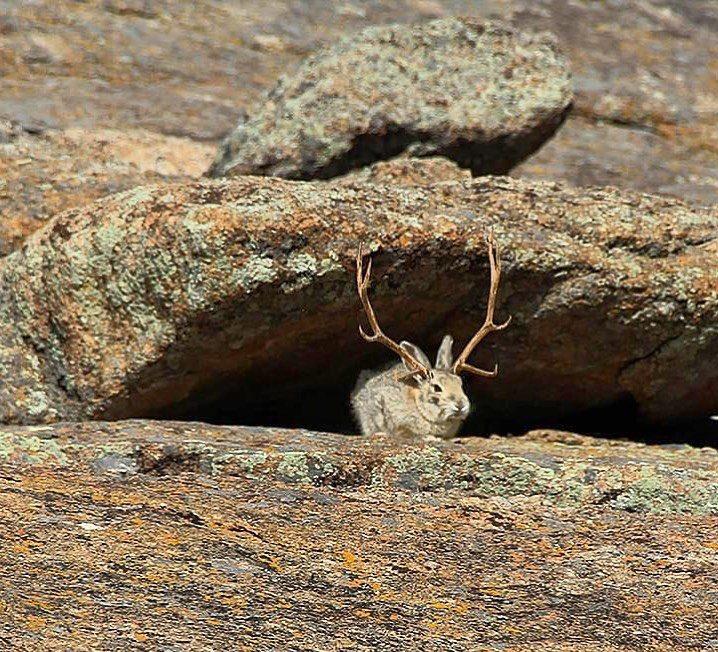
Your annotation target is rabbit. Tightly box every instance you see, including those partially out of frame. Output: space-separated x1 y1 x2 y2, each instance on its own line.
351 335 471 439
351 232 509 439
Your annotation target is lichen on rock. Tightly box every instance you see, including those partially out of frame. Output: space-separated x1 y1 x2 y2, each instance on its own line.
0 175 716 430
207 18 572 180
2 420 718 648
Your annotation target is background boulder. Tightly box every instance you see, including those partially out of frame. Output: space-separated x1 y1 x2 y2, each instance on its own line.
2 1 717 255
206 18 572 180
0 123 214 255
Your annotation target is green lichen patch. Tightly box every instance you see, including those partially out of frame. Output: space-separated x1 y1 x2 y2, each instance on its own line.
0 431 68 466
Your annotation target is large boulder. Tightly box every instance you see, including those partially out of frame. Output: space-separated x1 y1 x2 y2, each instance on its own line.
2 420 718 648
206 18 572 179
0 175 716 429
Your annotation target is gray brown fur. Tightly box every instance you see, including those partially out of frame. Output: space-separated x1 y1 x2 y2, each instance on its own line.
351 335 470 439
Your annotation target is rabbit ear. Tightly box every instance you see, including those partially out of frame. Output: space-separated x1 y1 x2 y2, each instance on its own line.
399 341 431 371
435 335 454 370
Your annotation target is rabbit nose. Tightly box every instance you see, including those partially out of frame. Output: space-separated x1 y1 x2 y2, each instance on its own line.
452 401 469 416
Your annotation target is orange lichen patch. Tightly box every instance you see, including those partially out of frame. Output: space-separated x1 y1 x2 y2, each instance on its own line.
266 557 284 573
159 532 183 546
26 598 52 612
24 615 48 631
430 600 470 615
342 549 359 570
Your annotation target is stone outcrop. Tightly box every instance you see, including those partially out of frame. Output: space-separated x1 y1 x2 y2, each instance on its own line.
506 0 718 205
2 420 718 649
513 115 718 207
0 175 715 428
207 18 572 179
0 123 215 255
334 157 471 186
2 1 717 257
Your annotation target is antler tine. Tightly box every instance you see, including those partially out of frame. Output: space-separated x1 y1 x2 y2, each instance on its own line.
452 231 511 377
356 245 429 377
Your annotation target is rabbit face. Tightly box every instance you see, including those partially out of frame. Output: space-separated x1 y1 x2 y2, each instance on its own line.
398 335 471 426
412 369 470 425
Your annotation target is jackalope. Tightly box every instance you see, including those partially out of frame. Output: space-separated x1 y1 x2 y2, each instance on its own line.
351 233 510 439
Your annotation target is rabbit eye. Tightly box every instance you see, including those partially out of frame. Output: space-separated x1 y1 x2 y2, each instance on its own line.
432 384 442 393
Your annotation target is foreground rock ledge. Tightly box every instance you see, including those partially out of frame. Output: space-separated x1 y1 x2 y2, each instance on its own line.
0 175 717 427
1 420 717 649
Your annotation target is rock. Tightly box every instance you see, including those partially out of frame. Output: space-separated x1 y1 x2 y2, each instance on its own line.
334 157 471 186
2 1 480 141
513 111 718 208
0 127 215 256
0 175 716 429
207 18 572 179
0 0 718 203
0 119 21 144
2 2 717 256
2 419 718 648
494 0 718 204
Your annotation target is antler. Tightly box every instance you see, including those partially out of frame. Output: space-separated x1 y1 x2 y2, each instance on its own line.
356 245 430 377
452 231 511 378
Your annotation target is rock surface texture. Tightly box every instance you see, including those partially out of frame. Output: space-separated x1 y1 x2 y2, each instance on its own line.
0 121 215 255
1 2 717 650
507 0 718 205
1 420 718 649
0 175 715 428
1 1 717 255
334 156 471 186
207 18 572 179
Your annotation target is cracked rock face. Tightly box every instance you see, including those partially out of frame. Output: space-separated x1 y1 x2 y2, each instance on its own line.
0 175 716 428
2 420 718 649
207 18 572 179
